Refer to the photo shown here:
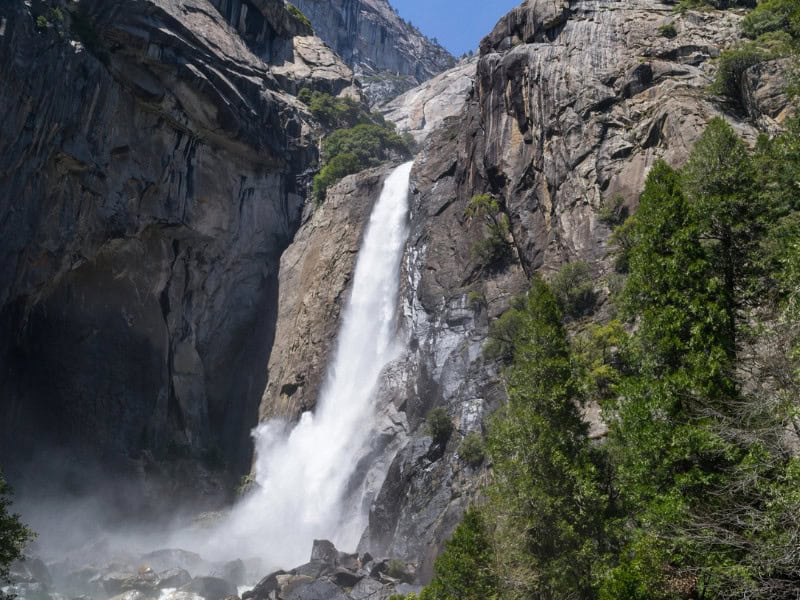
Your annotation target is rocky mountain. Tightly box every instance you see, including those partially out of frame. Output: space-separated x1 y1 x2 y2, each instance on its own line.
290 0 455 105
258 0 790 578
0 0 794 595
0 0 355 506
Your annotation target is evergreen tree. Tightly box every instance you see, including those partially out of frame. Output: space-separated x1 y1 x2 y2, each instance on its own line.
417 507 498 600
487 278 608 599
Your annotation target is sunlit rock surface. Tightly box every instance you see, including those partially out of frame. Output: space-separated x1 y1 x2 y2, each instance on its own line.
290 0 455 105
380 58 477 145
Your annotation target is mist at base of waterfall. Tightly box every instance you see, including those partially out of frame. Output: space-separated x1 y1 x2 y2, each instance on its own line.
183 161 414 570
8 162 414 593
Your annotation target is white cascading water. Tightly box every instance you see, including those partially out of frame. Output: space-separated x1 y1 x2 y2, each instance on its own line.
197 161 414 569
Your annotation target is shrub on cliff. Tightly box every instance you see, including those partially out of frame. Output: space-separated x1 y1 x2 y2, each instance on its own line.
425 408 453 445
417 507 498 600
548 261 597 320
464 194 512 267
312 123 411 204
742 0 800 40
299 90 412 203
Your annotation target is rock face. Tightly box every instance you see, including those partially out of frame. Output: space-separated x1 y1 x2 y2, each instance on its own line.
380 58 477 145
258 0 791 580
259 166 392 421
290 0 455 105
0 0 353 505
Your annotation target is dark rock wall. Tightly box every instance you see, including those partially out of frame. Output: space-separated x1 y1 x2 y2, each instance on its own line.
0 0 351 503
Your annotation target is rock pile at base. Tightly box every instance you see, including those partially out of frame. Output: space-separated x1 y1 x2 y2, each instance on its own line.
6 541 419 600
243 540 420 600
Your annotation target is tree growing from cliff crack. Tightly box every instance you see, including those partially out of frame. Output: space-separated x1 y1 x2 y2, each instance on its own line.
464 194 512 267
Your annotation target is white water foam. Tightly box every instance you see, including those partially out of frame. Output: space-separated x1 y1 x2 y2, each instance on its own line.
193 161 414 569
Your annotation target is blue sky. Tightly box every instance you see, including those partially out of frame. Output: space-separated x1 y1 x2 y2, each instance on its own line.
391 0 522 56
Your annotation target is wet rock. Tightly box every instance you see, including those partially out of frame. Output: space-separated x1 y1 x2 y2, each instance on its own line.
213 560 246 587
349 577 384 600
241 570 286 600
330 568 363 588
291 562 329 579
102 572 144 597
184 576 237 600
108 592 146 600
334 552 359 572
142 549 209 575
157 569 192 589
282 578 347 600
309 540 338 567
10 558 52 587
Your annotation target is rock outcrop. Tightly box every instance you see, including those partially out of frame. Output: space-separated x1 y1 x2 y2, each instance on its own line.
290 0 455 105
380 58 477 145
0 0 353 504
259 165 393 422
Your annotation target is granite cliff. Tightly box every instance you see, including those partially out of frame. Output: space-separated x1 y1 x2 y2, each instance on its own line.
0 0 794 593
0 0 354 507
258 0 791 579
290 0 455 105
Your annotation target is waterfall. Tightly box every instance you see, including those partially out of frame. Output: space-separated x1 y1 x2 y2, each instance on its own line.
198 161 414 569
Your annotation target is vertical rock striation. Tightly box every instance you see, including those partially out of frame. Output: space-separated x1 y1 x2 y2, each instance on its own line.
0 0 353 504
289 0 455 105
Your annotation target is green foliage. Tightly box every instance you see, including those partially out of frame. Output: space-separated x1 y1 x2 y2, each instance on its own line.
418 507 498 600
658 22 678 38
598 194 628 226
299 89 365 130
711 44 768 103
548 261 597 320
0 472 34 590
312 152 362 204
464 194 512 266
457 432 485 467
571 320 628 403
285 3 312 31
386 559 413 583
312 123 410 203
303 91 412 203
35 15 49 29
484 293 527 363
486 278 610 599
601 118 798 597
466 290 485 310
433 118 800 599
742 0 800 40
711 0 799 106
425 408 453 445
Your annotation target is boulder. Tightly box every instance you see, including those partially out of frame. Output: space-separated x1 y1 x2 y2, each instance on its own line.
242 570 286 600
184 576 237 600
157 569 192 589
330 568 363 588
282 578 348 600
